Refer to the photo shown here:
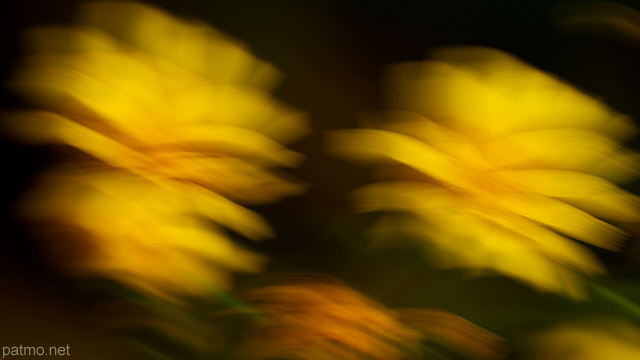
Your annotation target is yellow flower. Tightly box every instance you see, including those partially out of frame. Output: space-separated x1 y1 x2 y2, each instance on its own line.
20 171 268 302
9 1 307 203
524 319 640 360
329 47 640 298
237 274 421 360
7 1 307 301
236 273 506 360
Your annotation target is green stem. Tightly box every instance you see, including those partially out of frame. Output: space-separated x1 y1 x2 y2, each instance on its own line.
588 280 640 318
210 288 264 320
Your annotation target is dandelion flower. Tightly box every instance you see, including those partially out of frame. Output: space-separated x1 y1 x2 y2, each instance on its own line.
329 47 640 298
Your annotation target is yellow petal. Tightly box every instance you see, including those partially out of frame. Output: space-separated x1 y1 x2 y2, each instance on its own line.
328 129 460 183
497 193 627 250
497 169 640 222
78 1 280 88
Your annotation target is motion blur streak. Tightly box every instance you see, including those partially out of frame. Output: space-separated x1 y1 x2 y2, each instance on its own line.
329 46 640 298
524 319 640 360
236 273 505 360
6 1 308 303
555 2 640 46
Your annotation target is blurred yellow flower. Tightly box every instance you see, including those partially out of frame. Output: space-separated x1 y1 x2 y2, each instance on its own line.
21 171 268 302
524 319 640 360
9 1 307 204
238 276 419 360
236 273 505 360
7 1 307 301
330 47 640 298
397 309 507 360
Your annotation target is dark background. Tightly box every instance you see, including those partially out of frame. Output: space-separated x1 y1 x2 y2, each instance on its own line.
1 1 640 359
